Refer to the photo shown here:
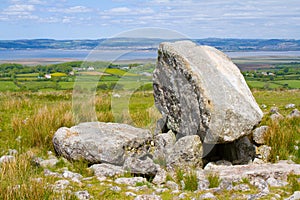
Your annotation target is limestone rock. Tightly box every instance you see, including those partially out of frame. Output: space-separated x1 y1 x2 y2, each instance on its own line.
152 130 176 162
115 177 147 186
123 156 158 177
152 168 167 185
285 191 300 200
53 122 151 165
153 40 263 143
285 104 296 109
90 163 125 178
166 135 203 168
74 190 91 200
288 109 300 118
0 155 15 164
253 126 269 145
257 145 271 162
199 192 217 199
134 194 162 200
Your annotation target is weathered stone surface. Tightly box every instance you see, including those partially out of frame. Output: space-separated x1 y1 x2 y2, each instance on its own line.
288 109 300 118
199 192 217 199
115 177 147 186
74 190 91 200
153 40 263 143
0 155 15 164
152 168 167 185
166 135 203 168
257 145 272 162
90 163 125 178
203 161 300 181
134 194 162 200
53 122 151 165
253 126 269 145
123 156 158 176
152 130 176 162
285 191 300 200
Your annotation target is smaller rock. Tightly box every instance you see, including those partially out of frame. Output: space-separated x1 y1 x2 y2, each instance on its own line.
0 155 15 164
215 160 232 166
44 169 62 178
266 177 288 187
250 178 269 194
115 177 147 186
126 192 137 197
134 194 162 200
62 170 83 183
152 168 167 185
165 181 179 190
233 184 250 192
199 192 216 199
154 188 168 193
270 107 279 113
39 158 59 168
166 135 203 168
271 113 284 121
285 104 296 109
284 191 300 200
74 190 91 200
257 145 272 162
261 104 267 109
110 186 121 192
153 130 176 161
253 126 269 145
8 149 18 156
53 179 70 191
123 156 158 177
252 158 265 164
288 109 300 118
90 163 125 177
178 192 187 199
219 179 233 191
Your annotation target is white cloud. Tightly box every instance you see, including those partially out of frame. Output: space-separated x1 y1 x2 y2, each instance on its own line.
49 6 92 13
3 4 35 15
109 7 131 13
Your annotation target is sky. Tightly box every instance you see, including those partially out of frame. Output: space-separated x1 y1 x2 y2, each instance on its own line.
0 0 299 40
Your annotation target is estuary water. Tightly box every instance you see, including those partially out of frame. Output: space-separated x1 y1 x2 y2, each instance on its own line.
1 49 300 61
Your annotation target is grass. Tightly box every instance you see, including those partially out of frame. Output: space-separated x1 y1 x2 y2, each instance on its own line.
207 173 221 188
0 88 300 199
0 81 19 91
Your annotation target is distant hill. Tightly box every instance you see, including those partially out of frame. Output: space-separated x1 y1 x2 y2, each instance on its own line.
0 38 300 51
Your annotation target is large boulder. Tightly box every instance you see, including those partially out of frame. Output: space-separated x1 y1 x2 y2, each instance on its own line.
53 122 152 165
153 40 263 143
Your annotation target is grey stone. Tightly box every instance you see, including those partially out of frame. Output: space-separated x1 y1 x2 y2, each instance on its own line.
0 155 15 164
123 156 158 177
250 178 269 194
153 41 263 143
62 170 83 182
270 113 284 121
53 179 70 191
266 177 288 187
285 191 300 200
44 169 62 178
74 190 91 200
152 130 176 162
8 149 18 156
233 136 256 164
166 181 179 190
152 168 167 185
270 107 279 114
288 109 300 118
90 163 125 178
53 122 151 165
199 192 217 199
285 104 296 109
166 135 203 168
215 160 232 166
233 184 251 192
134 194 162 200
126 192 137 197
179 193 187 199
110 186 121 192
115 177 147 186
197 179 210 190
257 145 271 162
39 158 59 168
253 126 269 145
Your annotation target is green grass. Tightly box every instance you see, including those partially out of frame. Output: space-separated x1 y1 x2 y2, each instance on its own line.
103 68 139 77
16 73 39 77
207 173 221 188
273 80 300 89
0 81 19 91
51 72 67 77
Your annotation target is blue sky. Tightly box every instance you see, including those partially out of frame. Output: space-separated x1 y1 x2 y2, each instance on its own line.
0 0 299 39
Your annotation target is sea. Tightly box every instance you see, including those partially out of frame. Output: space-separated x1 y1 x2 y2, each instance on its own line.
1 49 300 61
